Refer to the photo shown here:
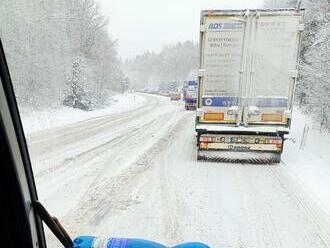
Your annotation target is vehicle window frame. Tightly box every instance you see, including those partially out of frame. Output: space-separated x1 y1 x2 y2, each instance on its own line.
0 39 46 248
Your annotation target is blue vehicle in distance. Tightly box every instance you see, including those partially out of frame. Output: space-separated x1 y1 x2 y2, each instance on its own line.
183 80 198 110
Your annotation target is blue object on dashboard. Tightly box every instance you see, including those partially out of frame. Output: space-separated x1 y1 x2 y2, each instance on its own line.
73 236 210 248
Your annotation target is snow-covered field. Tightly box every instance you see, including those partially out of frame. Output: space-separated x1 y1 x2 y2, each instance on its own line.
22 93 330 248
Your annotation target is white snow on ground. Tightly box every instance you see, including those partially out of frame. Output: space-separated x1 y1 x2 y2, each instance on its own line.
20 93 146 134
282 109 330 210
24 94 330 248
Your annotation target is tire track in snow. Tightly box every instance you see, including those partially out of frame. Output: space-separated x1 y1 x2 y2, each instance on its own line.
27 93 157 146
28 94 158 163
231 163 330 248
34 109 175 210
62 110 190 236
236 165 284 248
34 105 171 179
158 132 185 244
30 95 165 177
270 165 330 247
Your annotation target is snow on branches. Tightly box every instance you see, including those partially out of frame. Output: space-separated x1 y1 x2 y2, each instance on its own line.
265 0 330 130
0 0 123 111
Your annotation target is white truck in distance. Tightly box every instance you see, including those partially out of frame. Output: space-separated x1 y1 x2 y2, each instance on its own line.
195 9 304 163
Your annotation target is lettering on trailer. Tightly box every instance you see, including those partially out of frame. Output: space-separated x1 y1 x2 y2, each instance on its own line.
208 22 243 30
202 96 239 107
228 145 251 151
252 97 288 108
201 97 288 108
203 19 244 96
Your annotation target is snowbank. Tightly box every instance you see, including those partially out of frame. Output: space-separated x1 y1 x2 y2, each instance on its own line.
20 93 146 134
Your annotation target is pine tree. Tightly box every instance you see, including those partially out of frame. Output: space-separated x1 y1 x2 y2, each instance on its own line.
265 0 330 129
63 60 93 111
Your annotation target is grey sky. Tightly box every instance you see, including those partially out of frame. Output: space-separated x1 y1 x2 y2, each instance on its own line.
96 0 264 59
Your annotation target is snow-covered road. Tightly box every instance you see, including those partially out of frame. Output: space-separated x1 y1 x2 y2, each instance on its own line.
26 93 330 248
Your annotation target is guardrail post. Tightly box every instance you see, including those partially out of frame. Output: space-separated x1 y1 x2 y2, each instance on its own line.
299 123 309 150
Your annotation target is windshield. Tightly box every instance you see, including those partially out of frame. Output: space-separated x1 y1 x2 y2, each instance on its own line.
1 0 330 247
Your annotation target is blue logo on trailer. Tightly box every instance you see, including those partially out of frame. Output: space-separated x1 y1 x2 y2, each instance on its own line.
205 98 213 106
202 97 239 107
187 80 198 86
253 97 288 108
208 23 224 30
208 22 243 30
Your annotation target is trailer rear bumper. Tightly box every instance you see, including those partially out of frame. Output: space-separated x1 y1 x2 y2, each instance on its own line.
185 101 197 110
198 134 283 153
196 124 289 135
195 124 288 155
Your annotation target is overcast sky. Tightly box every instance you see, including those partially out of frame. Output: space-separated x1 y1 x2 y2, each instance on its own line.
96 0 264 59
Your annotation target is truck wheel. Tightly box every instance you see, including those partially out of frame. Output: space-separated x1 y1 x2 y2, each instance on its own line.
196 131 200 147
197 152 203 160
271 153 282 164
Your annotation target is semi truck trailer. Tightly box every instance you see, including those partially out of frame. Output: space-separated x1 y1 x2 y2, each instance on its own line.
183 80 198 110
195 8 304 163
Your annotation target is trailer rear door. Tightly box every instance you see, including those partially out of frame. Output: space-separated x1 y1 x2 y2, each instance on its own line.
244 13 303 125
199 12 246 124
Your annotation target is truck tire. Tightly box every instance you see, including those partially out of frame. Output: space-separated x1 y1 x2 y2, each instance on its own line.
271 153 282 164
197 151 203 161
196 129 200 147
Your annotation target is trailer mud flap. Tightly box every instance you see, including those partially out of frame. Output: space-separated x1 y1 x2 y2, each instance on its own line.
197 150 281 164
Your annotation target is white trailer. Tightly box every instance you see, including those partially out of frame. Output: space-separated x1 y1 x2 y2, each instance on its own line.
196 8 304 163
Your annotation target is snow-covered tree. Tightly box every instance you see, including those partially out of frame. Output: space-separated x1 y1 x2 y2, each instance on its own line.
299 0 330 129
63 60 94 110
0 0 123 110
265 0 330 129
